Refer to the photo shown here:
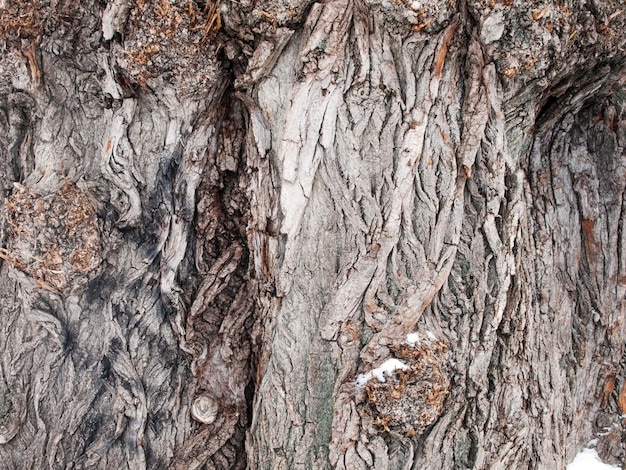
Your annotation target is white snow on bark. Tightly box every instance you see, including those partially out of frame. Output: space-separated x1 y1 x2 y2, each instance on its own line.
405 331 437 347
355 359 409 386
567 448 620 470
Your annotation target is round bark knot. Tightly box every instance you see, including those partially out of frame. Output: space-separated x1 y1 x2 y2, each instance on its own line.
360 332 450 435
1 182 101 293
191 394 218 425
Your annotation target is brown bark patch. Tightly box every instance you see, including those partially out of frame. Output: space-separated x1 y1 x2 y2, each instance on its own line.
434 19 457 78
2 182 101 292
0 0 47 46
113 0 222 88
618 382 626 415
581 217 597 260
362 336 450 435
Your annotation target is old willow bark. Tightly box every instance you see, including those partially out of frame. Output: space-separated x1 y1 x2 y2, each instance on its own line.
0 0 625 469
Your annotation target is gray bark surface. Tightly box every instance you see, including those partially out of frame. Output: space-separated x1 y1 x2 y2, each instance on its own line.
0 1 624 469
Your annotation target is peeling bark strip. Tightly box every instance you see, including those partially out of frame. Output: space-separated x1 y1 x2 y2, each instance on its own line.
0 0 624 469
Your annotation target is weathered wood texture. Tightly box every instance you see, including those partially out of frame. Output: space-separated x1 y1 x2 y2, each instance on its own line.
0 0 624 469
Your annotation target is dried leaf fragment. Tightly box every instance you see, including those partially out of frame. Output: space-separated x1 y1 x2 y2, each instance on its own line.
532 8 547 21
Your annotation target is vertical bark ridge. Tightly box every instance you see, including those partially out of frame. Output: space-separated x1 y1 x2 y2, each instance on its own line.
246 1 475 467
243 0 626 468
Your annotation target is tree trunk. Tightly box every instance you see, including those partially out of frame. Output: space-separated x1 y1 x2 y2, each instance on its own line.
0 0 624 469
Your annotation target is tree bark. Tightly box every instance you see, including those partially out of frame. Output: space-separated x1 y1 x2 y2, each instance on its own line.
0 0 625 469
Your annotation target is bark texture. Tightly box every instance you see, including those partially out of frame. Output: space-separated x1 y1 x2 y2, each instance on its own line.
0 0 624 469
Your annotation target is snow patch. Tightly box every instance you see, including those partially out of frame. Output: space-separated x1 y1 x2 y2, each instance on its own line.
567 448 621 470
405 333 421 346
356 359 409 386
405 331 437 347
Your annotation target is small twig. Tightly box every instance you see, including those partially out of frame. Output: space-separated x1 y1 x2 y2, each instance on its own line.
609 9 624 21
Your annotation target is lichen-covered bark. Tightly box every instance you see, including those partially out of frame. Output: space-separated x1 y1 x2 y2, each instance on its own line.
0 0 624 469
